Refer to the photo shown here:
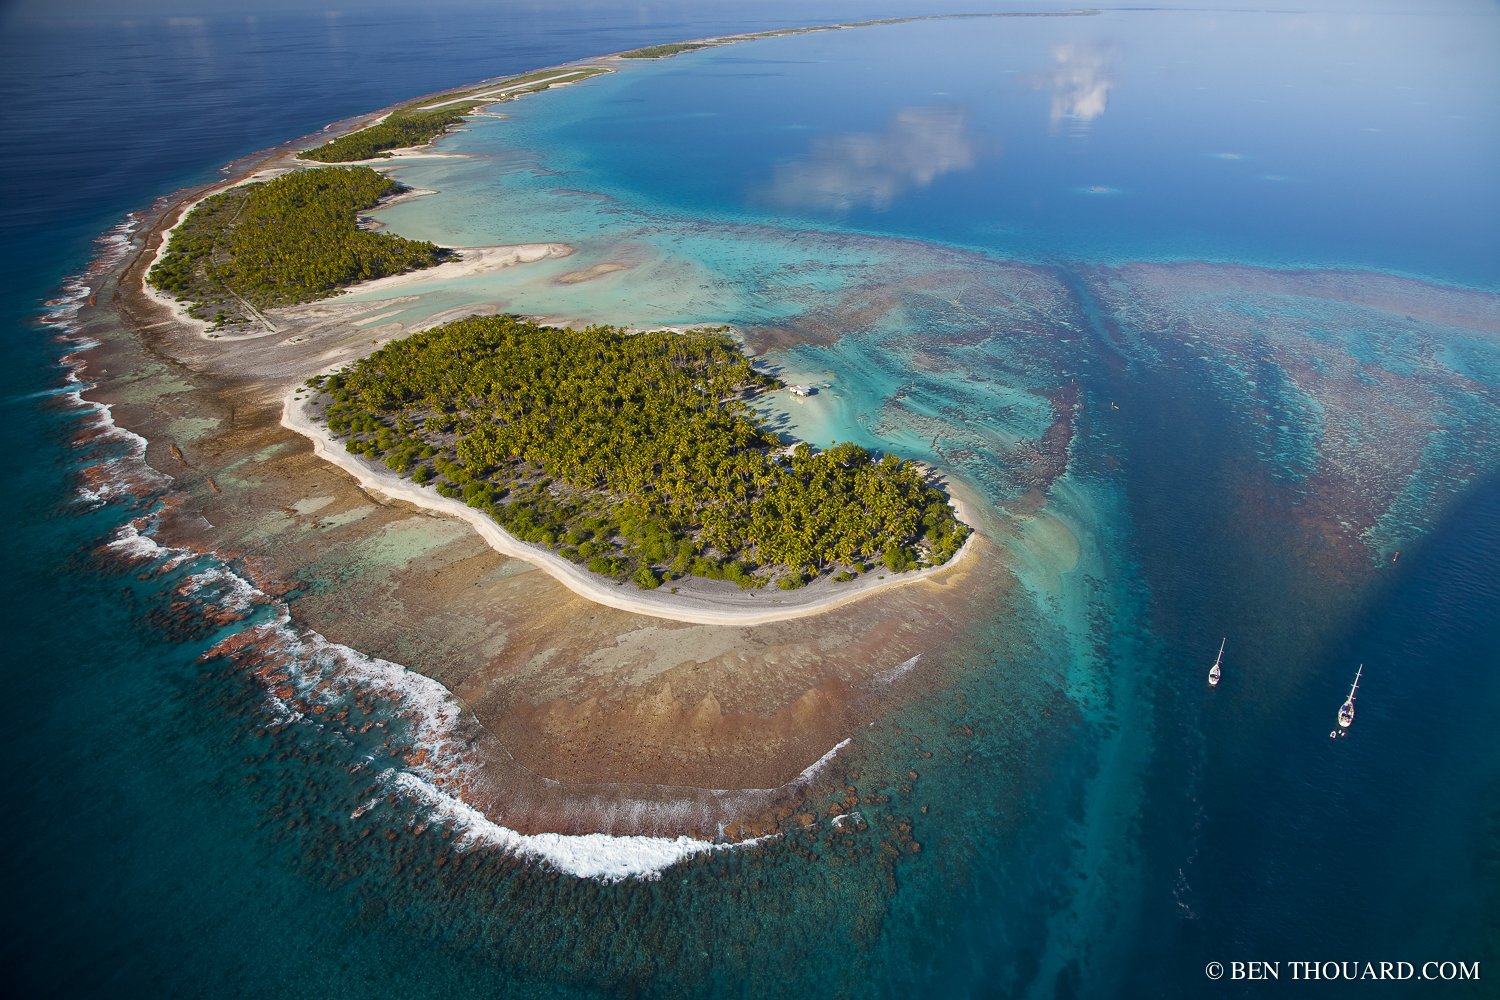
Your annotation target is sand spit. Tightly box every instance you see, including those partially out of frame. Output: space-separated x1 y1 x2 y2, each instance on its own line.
344 243 574 298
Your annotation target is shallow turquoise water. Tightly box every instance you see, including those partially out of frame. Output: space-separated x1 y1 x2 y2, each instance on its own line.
5 4 1500 998
373 10 1500 285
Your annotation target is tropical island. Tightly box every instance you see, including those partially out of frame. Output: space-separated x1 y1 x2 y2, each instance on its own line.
147 166 447 328
309 316 969 592
143 69 974 616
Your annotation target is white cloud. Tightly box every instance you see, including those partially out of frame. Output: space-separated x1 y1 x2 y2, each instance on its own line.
1033 43 1117 132
757 107 977 214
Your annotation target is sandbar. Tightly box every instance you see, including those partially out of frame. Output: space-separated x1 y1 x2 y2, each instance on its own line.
555 261 628 285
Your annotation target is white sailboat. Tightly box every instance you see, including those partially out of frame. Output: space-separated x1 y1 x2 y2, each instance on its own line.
1337 664 1362 729
1207 638 1225 687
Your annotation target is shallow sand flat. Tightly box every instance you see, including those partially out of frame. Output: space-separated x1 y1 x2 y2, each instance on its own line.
555 261 628 284
338 242 575 296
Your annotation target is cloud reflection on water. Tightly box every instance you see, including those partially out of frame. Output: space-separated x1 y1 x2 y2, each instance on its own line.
756 106 976 214
1032 42 1117 133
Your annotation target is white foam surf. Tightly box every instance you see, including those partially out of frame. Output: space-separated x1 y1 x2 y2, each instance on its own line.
385 770 767 882
874 653 923 686
101 516 776 882
795 737 851 783
183 567 265 615
41 216 177 512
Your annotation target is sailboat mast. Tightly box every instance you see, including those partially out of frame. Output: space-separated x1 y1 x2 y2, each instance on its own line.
1215 638 1225 667
1349 663 1362 700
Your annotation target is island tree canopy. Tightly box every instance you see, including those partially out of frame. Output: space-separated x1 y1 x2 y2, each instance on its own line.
298 107 474 163
298 68 608 163
148 166 445 326
317 315 970 589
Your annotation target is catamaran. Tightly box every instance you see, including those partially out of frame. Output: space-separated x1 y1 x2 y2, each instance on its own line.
1337 664 1363 729
1208 638 1225 687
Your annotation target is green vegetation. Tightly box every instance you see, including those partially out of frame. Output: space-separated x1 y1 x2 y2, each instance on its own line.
299 106 473 163
148 167 445 327
316 315 969 590
619 42 714 59
301 67 609 163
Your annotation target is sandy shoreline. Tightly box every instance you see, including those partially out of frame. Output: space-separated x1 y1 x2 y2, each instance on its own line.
282 388 978 627
140 168 572 343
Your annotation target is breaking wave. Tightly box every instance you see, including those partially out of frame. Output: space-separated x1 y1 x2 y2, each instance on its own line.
99 516 777 881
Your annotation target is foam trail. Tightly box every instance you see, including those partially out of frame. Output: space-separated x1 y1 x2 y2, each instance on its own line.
387 771 770 882
874 653 922 686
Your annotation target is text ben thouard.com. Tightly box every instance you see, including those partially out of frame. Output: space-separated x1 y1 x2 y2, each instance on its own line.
1203 961 1480 983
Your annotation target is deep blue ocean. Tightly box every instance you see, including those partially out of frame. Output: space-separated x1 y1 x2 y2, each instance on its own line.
3 2 1498 997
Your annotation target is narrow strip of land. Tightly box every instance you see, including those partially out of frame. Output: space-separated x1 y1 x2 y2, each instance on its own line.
417 69 605 109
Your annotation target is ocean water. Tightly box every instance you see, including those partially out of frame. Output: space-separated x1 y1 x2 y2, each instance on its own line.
4 3 1500 998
